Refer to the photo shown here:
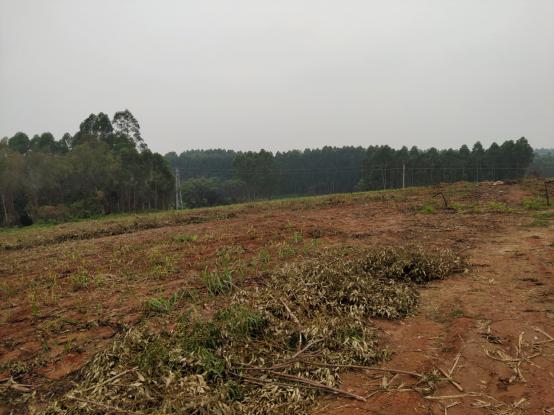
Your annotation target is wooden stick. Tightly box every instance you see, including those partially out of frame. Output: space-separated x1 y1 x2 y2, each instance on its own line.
270 339 323 369
425 393 469 400
438 367 464 392
81 367 138 393
265 370 367 401
300 360 424 378
449 353 461 376
280 299 300 325
280 298 303 350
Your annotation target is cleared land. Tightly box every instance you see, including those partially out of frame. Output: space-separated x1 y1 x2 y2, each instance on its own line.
1 179 553 414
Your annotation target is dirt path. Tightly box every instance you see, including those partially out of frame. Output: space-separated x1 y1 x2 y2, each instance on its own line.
316 225 554 414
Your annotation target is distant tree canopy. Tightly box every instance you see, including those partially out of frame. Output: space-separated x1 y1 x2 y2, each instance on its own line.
166 138 539 209
0 110 174 226
1 119 546 226
530 148 554 178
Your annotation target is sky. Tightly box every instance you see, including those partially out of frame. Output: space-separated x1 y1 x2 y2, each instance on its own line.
1 1 553 155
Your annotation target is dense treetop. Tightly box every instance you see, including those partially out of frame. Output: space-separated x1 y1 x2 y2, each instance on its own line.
0 111 174 226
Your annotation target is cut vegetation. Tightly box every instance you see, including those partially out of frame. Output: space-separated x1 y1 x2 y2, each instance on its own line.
42 247 463 414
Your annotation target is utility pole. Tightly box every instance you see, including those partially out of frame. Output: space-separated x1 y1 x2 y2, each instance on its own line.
402 164 405 189
175 167 182 209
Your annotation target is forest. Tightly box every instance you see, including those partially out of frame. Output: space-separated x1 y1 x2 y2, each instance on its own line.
1 113 551 226
0 111 174 226
166 137 543 208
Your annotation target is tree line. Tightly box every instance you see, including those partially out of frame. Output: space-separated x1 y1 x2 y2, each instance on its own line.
1 117 548 226
0 110 174 226
166 137 540 208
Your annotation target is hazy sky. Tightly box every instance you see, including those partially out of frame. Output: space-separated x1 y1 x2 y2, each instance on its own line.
1 1 553 154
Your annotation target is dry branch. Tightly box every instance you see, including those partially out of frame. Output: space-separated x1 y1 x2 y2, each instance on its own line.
300 360 424 378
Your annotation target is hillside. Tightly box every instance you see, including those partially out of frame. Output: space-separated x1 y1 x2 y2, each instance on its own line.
1 178 553 414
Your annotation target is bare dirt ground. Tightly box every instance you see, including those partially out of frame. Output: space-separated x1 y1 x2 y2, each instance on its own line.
1 179 553 414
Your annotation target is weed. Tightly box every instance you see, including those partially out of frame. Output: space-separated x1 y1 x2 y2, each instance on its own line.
257 248 271 264
277 242 296 258
144 293 178 315
181 320 223 352
174 233 198 243
27 282 40 318
0 360 31 377
150 254 176 279
522 196 545 210
225 380 243 402
70 270 90 291
420 202 436 214
291 231 303 243
486 201 513 213
201 268 233 295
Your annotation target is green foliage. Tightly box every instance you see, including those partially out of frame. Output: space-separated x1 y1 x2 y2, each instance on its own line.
522 196 545 210
486 201 513 213
357 138 534 191
201 268 233 295
144 294 178 315
70 270 90 291
215 305 268 339
173 233 198 243
1 110 174 227
181 177 247 208
419 202 436 214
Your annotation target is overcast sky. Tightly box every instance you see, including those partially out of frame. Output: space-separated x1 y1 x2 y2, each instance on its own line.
1 1 553 154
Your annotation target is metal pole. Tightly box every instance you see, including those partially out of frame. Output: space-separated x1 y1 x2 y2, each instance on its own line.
175 167 181 209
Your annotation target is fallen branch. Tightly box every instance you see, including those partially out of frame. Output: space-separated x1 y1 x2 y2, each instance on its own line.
449 353 461 376
300 360 424 378
280 299 303 351
270 339 323 369
438 367 464 392
265 370 367 401
81 367 138 393
425 393 470 400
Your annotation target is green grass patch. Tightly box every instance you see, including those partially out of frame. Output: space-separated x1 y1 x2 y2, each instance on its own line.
202 268 233 295
419 202 436 214
522 196 546 210
144 293 179 315
485 201 513 213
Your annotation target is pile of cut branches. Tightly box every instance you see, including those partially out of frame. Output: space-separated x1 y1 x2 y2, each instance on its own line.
42 246 463 415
